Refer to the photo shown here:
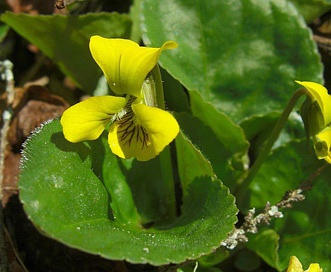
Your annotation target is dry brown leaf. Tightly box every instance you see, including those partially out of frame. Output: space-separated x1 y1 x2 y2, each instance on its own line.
2 84 68 206
6 0 56 14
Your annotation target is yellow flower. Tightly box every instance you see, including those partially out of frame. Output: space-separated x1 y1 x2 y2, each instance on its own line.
90 36 177 98
296 81 331 136
61 36 179 161
286 256 322 272
296 81 331 163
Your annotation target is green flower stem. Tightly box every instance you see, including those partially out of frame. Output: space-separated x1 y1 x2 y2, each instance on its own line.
153 65 166 109
150 65 177 221
159 146 177 221
236 88 307 208
149 65 166 109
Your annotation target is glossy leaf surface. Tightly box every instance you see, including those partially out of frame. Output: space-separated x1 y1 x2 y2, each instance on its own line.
19 120 237 265
141 0 323 122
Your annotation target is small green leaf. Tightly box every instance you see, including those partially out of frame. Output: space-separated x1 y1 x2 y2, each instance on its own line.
246 229 280 269
1 12 131 92
141 0 323 122
19 119 238 265
0 23 8 43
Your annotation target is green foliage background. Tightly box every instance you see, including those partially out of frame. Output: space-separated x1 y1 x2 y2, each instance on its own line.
1 0 331 271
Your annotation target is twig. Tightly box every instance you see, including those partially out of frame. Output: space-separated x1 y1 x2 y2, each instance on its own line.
4 228 29 272
314 34 331 54
222 164 328 250
0 60 15 272
55 0 81 9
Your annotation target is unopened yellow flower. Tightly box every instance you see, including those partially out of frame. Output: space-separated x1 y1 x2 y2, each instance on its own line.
296 81 331 163
296 81 331 136
286 256 322 272
61 36 179 161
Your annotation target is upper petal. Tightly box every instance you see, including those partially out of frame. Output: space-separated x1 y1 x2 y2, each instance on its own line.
296 81 331 128
61 96 126 143
89 36 177 97
286 256 303 272
108 104 179 161
305 263 323 272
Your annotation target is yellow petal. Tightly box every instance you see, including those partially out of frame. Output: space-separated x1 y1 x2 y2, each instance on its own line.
296 81 331 129
286 256 323 272
305 263 323 272
89 36 177 97
108 104 179 161
287 256 304 272
314 126 331 163
61 96 126 143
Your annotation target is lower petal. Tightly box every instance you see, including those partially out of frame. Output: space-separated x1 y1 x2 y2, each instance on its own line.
108 121 156 161
108 104 179 161
132 104 179 154
314 126 331 163
305 263 323 272
61 96 126 143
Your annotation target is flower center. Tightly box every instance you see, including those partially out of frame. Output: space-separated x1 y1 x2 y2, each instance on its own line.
116 96 151 149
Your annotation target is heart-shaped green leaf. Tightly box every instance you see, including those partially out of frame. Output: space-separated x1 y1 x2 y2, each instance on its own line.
19 119 237 265
141 0 323 122
1 12 131 92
